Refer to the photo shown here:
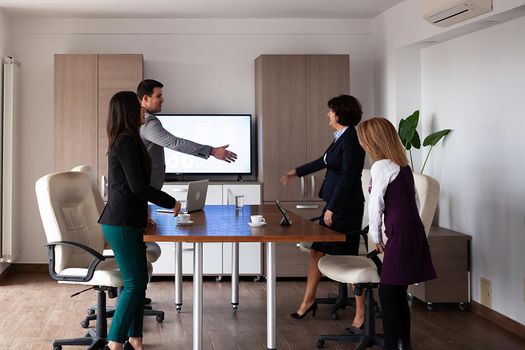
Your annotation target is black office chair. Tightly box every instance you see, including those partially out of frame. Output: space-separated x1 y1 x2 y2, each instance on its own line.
315 250 384 349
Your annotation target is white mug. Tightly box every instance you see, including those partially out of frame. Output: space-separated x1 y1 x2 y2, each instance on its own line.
179 213 191 223
250 215 266 225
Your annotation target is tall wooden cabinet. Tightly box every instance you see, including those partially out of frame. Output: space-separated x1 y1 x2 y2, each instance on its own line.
255 54 350 277
54 54 144 183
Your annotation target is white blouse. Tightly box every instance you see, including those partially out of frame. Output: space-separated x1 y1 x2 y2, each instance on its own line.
368 159 420 244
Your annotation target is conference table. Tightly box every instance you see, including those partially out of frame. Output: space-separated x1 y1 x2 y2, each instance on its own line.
145 204 345 350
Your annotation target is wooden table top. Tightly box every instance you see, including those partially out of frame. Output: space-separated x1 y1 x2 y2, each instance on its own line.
144 204 346 243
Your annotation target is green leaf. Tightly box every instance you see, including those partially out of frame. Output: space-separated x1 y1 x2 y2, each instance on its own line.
423 129 451 147
398 110 419 150
411 130 421 149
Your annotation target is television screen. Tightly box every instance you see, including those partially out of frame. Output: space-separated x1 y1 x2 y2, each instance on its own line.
156 114 252 176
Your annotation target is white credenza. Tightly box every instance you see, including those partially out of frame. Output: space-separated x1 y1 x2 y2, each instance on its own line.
151 182 262 277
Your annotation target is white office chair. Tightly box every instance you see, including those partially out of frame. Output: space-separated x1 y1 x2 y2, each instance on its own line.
36 171 121 350
315 171 439 349
71 165 164 327
297 170 372 320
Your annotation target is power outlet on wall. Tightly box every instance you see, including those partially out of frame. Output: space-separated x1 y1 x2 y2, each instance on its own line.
480 277 492 308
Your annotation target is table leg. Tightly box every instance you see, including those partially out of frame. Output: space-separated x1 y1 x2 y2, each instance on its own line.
193 242 203 350
231 242 239 311
175 242 182 312
266 242 276 350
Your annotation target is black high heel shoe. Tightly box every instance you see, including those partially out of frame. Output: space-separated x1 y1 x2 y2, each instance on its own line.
123 341 135 350
344 322 364 334
290 301 318 319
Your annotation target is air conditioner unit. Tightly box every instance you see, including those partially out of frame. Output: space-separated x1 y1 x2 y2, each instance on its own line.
423 0 493 27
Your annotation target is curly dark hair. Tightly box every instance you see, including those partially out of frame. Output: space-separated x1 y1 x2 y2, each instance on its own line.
327 95 362 126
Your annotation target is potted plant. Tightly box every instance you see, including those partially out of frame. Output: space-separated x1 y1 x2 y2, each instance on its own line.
398 110 451 174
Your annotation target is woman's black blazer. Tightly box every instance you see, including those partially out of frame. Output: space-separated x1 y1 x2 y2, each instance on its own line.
99 134 176 228
295 126 365 213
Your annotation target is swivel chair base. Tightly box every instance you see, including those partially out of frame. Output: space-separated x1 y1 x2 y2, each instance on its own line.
315 284 384 350
82 301 164 328
316 282 355 320
82 285 164 328
53 287 110 350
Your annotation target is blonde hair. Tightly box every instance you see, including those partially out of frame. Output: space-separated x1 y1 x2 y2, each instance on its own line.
356 117 409 167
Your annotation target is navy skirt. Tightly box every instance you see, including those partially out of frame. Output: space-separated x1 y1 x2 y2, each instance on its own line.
310 203 364 256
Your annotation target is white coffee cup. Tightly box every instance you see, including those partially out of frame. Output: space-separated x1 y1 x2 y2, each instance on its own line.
250 215 266 225
179 213 191 223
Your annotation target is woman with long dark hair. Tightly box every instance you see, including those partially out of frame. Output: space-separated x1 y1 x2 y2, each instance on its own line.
99 91 181 350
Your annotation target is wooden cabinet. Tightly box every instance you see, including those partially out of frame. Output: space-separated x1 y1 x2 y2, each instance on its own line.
408 226 471 310
54 54 144 183
256 54 350 202
256 54 349 277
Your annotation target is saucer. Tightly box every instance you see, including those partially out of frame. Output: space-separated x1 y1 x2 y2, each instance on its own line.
177 221 194 226
248 222 266 228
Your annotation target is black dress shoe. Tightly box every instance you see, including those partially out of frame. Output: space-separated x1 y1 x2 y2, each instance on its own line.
144 297 152 305
124 341 135 350
290 301 318 319
344 323 364 334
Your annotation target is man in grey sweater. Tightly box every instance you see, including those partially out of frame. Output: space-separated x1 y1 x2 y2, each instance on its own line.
137 79 237 189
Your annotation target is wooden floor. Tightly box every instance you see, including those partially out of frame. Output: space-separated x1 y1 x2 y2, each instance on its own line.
1 271 524 350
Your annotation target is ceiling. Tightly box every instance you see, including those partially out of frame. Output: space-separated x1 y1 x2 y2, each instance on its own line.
0 0 405 19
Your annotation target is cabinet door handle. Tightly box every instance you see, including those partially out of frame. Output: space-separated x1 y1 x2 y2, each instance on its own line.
310 175 315 197
300 177 305 197
183 247 194 252
100 175 107 199
296 204 319 209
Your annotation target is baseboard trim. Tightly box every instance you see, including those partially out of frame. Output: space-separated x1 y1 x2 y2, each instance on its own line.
470 300 525 340
11 263 48 273
0 264 13 281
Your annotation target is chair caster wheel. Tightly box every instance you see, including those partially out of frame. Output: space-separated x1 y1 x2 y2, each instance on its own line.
176 305 182 313
53 346 62 350
80 319 90 328
215 276 223 282
315 339 325 348
330 312 339 320
427 302 433 311
86 308 95 315
156 313 165 322
232 305 238 312
407 293 415 301
254 275 262 282
459 302 465 311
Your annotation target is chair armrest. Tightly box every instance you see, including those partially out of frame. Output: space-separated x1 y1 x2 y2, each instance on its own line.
45 240 106 283
366 249 383 276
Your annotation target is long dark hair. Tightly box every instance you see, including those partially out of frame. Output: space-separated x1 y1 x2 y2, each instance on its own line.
106 91 152 175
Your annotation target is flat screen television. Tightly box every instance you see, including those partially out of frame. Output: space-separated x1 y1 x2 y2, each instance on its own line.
156 114 255 181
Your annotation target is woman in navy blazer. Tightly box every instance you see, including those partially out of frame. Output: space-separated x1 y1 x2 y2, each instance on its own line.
281 95 366 329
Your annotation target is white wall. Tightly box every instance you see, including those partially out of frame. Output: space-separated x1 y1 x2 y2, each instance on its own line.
374 0 525 324
421 16 525 324
0 8 12 275
10 18 376 264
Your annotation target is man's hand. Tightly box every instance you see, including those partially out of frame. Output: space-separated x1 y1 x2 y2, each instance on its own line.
211 145 237 163
324 210 334 227
173 201 182 217
375 242 385 253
